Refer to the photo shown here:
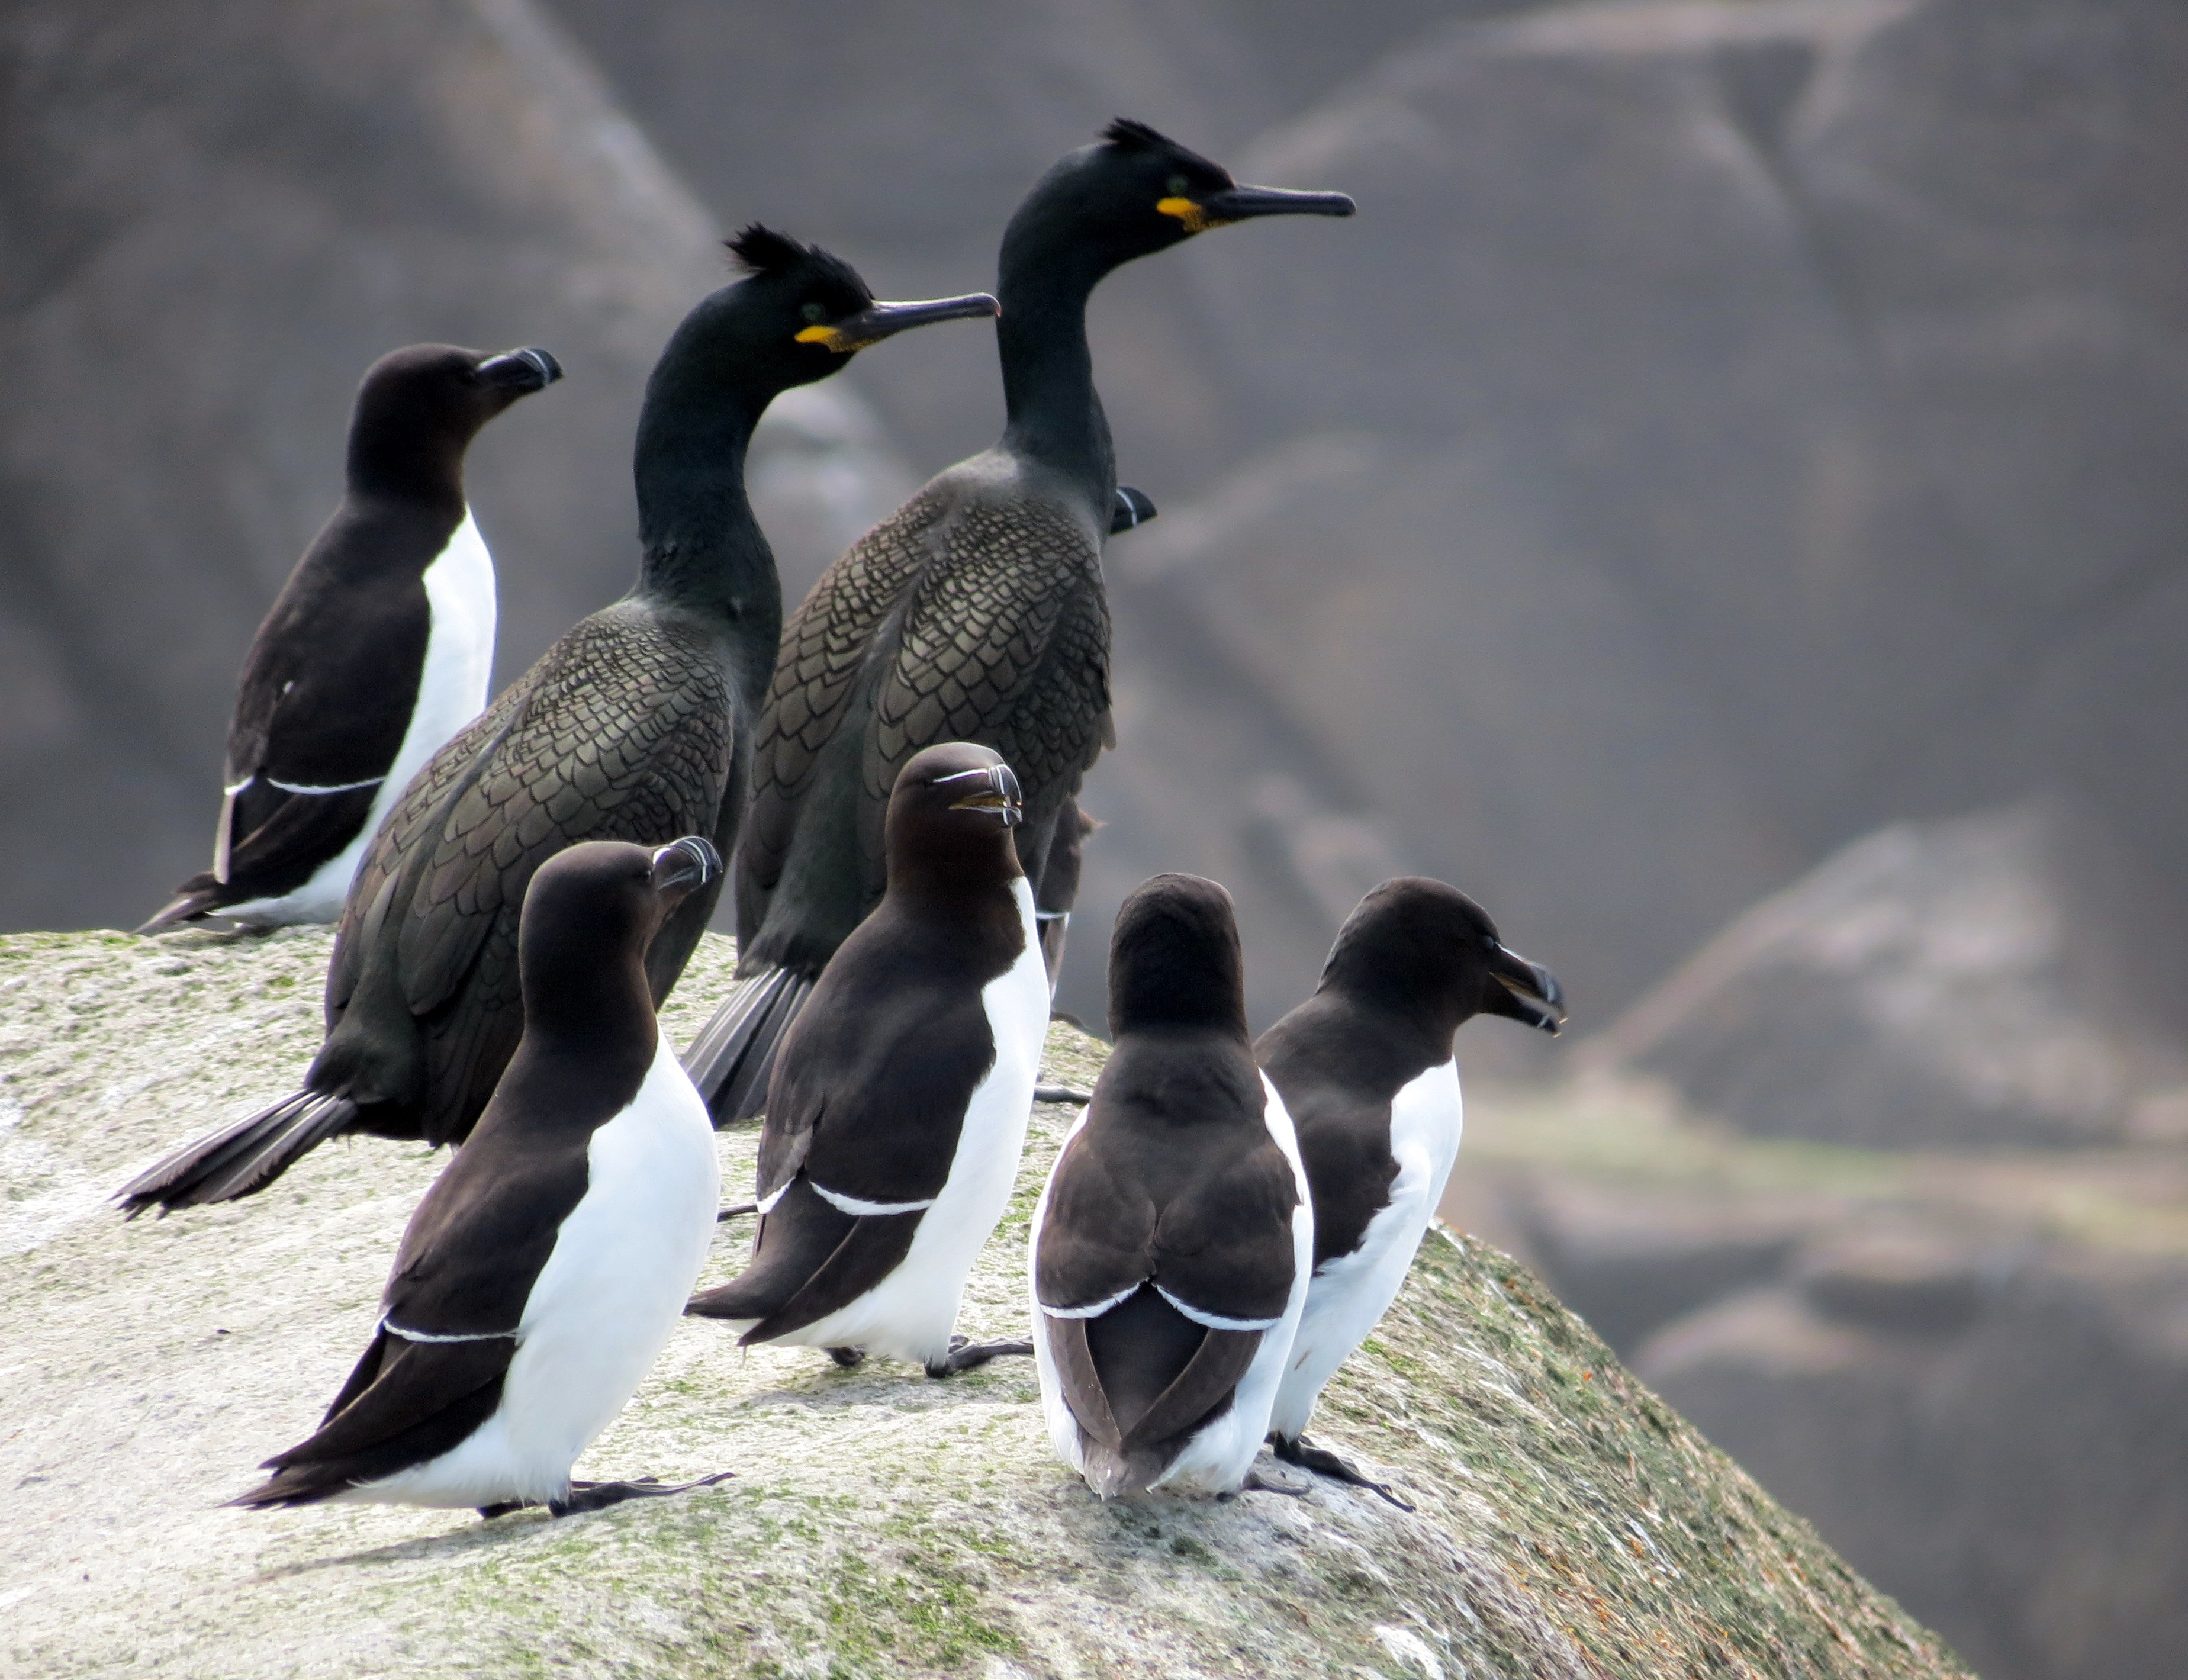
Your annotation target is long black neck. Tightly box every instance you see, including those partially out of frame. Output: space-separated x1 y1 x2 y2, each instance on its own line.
632 382 782 703
996 225 1117 507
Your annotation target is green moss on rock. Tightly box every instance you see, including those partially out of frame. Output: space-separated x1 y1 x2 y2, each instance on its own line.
1 927 1971 1677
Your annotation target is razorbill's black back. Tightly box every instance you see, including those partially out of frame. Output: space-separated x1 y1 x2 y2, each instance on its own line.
1029 873 1312 1498
1257 877 1563 1502
229 836 726 1518
117 231 995 1216
686 741 1049 1376
686 121 1354 1123
138 344 561 936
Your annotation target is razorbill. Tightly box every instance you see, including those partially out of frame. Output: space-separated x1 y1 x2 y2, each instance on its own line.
227 836 728 1518
686 742 1049 1376
116 230 996 1215
686 120 1355 1123
1257 877 1563 1504
1029 873 1312 1498
139 343 561 935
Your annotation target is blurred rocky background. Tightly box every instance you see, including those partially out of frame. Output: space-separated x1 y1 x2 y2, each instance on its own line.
4 1 2184 1675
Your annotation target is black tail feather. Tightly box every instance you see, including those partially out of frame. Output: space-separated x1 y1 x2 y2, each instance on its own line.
115 1089 361 1216
682 967 815 1125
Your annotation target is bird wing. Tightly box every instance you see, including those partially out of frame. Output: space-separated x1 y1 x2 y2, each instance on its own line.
1035 1095 1299 1482
213 546 432 892
858 501 1107 890
236 1125 590 1502
736 483 955 935
327 609 732 1142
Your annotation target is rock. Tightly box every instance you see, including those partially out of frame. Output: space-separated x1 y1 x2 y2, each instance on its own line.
1 926 1965 1678
1453 1074 2188 1680
0 0 909 938
1588 801 2188 1149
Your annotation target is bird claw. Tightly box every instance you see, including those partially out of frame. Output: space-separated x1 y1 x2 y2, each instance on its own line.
1270 1434 1414 1511
926 1335 1035 1378
545 1471 732 1517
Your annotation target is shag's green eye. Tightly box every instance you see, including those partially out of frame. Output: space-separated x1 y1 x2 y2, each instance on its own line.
1166 174 1190 197
802 301 828 324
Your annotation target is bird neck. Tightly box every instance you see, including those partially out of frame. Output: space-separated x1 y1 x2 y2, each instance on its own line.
996 233 1116 506
631 390 783 696
345 427 467 522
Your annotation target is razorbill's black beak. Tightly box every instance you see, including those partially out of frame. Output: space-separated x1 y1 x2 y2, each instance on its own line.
797 293 1000 354
1161 184 1357 235
477 347 563 391
939 763 1024 827
1480 944 1565 1035
650 835 722 905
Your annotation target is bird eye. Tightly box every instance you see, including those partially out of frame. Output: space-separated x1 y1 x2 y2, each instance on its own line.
1166 174 1190 197
801 301 827 324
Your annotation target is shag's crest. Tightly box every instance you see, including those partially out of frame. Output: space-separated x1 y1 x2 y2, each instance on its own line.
726 224 810 278
1101 118 1173 152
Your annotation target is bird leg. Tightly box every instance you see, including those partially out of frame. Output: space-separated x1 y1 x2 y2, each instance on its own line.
545 1472 733 1518
1222 1468 1309 1501
1270 1433 1414 1511
925 1334 1035 1378
1032 1084 1092 1106
826 1346 867 1369
715 1202 758 1223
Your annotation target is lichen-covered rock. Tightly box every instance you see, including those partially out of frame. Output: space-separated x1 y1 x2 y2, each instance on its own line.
1 926 1970 1678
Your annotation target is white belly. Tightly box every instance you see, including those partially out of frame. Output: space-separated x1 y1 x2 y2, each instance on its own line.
1269 1058 1462 1442
339 1037 719 1508
765 878 1049 1366
226 510 497 926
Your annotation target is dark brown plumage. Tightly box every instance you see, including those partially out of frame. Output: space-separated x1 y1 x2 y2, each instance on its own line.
690 121 1353 1121
117 234 996 1214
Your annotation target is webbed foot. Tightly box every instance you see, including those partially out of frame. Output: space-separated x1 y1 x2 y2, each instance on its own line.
826 1346 867 1369
545 1472 733 1518
925 1334 1034 1377
1270 1433 1413 1511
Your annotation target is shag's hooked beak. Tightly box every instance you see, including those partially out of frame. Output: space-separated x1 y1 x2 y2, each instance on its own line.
940 763 1025 827
1161 184 1357 234
797 292 1000 354
477 346 563 391
650 835 722 904
1482 944 1565 1035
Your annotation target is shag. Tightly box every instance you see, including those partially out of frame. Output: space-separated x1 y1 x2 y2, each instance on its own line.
137 344 560 934
687 120 1354 1120
117 230 995 1214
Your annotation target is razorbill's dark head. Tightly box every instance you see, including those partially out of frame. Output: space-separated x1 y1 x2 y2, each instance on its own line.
517 837 720 1029
884 742 1027 892
1107 873 1250 1040
1323 877 1565 1038
1006 119 1354 277
346 343 561 491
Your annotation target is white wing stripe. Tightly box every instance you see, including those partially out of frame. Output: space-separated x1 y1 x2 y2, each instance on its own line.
381 1317 516 1344
1038 1283 1141 1321
267 775 385 795
1156 1285 1281 1333
811 1181 937 1218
